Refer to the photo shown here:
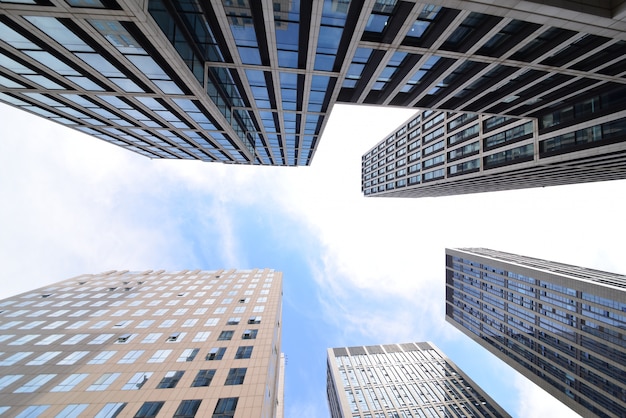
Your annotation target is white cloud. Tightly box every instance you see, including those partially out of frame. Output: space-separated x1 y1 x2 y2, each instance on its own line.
0 103 234 298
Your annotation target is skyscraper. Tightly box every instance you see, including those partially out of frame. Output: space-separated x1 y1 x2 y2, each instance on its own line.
326 342 510 418
361 106 626 197
445 248 626 418
2 1 626 166
0 268 283 418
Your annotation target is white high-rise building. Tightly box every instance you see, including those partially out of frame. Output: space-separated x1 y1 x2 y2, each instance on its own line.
327 341 510 418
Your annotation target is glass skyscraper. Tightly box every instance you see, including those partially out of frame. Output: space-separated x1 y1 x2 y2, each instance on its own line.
0 268 283 417
2 1 626 166
327 342 510 418
446 248 626 418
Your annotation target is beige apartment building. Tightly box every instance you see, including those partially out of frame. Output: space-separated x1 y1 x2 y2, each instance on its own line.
0 268 283 417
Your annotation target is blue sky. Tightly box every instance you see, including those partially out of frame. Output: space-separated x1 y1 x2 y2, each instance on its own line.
2 101 626 417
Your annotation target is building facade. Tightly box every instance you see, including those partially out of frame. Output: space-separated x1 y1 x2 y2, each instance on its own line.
445 248 626 418
0 268 283 418
2 1 626 166
326 342 510 418
361 103 626 197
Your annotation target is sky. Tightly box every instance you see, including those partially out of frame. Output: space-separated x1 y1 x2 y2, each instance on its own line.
1 100 626 417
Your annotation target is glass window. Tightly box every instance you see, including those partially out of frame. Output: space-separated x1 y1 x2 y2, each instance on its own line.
133 402 164 418
9 334 39 345
118 350 144 364
0 352 32 366
0 375 23 391
88 350 116 365
89 309 109 317
206 347 226 361
142 333 162 343
50 374 88 392
173 400 201 418
177 348 199 362
224 368 246 385
43 321 68 330
89 333 114 344
131 309 148 317
95 403 127 418
218 331 233 341
191 369 216 387
193 331 211 342
65 320 89 329
242 329 258 340
167 332 185 342
235 346 253 359
204 318 219 326
213 398 238 417
24 16 93 53
148 349 172 363
58 351 89 365
122 372 153 390
15 405 50 418
156 370 184 388
183 318 198 327
27 351 61 365
115 333 135 344
19 320 45 329
14 374 56 393
87 373 120 391
227 317 240 325
62 333 88 344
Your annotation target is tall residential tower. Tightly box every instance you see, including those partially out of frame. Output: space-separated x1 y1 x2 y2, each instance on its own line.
445 248 626 418
327 342 511 418
2 1 626 166
0 268 283 418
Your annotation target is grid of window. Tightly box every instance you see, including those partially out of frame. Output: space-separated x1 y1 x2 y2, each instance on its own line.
446 249 626 418
0 269 279 418
329 343 507 418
